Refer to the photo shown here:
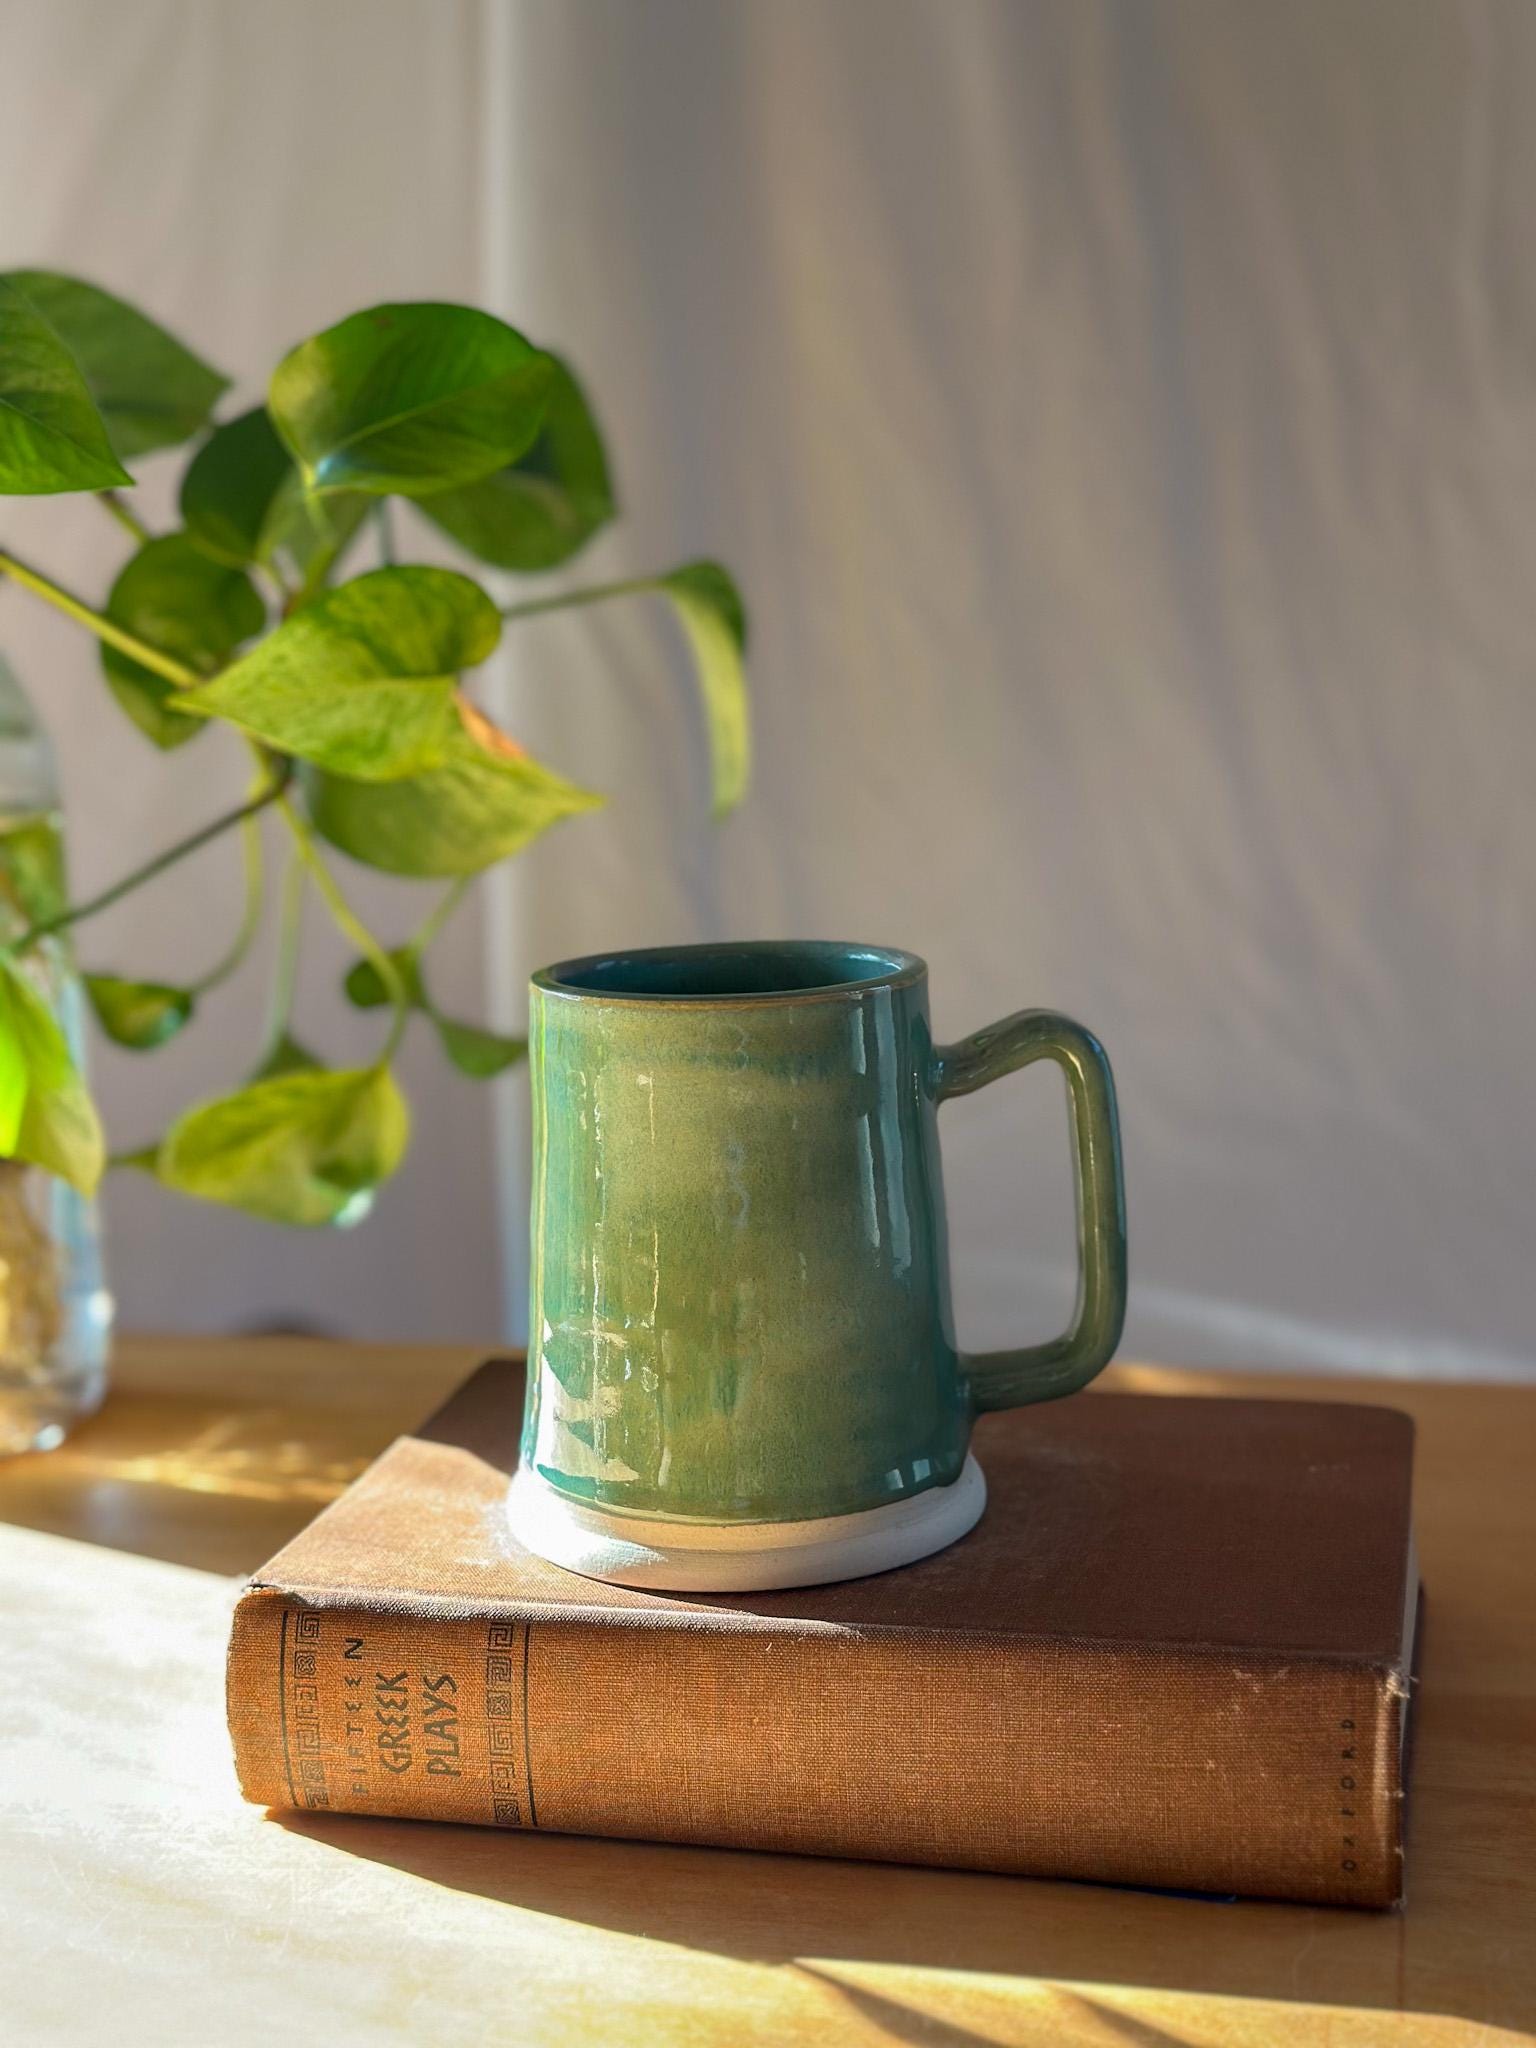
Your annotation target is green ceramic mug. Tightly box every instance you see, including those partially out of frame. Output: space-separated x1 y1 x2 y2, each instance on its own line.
508 941 1127 1590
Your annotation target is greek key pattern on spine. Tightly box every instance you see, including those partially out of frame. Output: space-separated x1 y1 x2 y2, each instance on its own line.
290 1611 330 1809
485 1622 536 1827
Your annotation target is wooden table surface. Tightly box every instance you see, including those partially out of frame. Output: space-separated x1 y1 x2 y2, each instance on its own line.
2 1337 1532 2048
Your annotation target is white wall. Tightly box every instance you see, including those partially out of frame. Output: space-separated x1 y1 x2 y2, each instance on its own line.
486 0 1536 1379
3 1 1533 1379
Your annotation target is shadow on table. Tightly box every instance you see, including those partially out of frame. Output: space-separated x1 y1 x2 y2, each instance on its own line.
0 1389 425 1577
0 1348 493 1576
274 1809 1447 2033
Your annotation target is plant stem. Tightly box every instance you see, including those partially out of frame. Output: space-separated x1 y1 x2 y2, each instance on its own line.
410 875 470 955
6 773 290 956
0 548 197 688
500 576 656 624
188 802 266 996
276 793 409 1056
98 491 152 546
106 1145 159 1173
286 509 362 615
260 846 307 1058
287 545 338 617
375 502 396 567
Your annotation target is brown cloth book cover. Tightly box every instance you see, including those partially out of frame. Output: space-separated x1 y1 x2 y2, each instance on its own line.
228 1362 1420 1907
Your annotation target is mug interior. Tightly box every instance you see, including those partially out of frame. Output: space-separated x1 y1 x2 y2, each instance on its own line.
538 940 922 1000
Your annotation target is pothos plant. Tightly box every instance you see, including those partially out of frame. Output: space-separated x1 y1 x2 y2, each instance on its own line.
0 274 748 1226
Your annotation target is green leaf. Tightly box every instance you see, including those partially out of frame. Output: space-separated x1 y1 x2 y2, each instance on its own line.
183 565 499 778
179 407 294 567
342 948 422 1011
660 562 750 815
179 406 369 586
304 698 600 876
0 993 25 1150
0 794 67 931
99 533 265 748
433 1015 526 1079
269 302 555 498
0 957 105 1192
157 1064 409 1227
250 1031 323 1082
2 270 227 460
0 276 131 493
415 356 613 570
84 973 194 1050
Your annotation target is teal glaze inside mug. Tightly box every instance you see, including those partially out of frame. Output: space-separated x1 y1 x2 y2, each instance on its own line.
548 941 916 999
522 940 1127 1534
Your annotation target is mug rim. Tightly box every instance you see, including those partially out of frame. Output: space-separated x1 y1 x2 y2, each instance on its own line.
533 939 928 1005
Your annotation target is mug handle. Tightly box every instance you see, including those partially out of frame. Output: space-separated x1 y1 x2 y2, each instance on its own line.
932 1010 1127 1412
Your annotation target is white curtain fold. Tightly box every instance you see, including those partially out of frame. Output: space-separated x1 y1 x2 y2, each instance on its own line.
484 0 1536 1377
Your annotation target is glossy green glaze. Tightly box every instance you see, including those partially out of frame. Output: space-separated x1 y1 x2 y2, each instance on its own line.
523 941 1126 1525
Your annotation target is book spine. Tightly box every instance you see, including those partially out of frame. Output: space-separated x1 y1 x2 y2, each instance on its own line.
227 1587 1403 1907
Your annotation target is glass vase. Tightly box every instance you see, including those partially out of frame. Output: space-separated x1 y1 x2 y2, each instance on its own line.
0 657 114 1455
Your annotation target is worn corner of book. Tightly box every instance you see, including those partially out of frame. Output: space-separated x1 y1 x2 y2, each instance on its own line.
232 1577 288 1612
1382 1664 1413 1705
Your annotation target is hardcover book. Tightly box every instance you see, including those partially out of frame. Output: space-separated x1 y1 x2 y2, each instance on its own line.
227 1361 1420 1907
